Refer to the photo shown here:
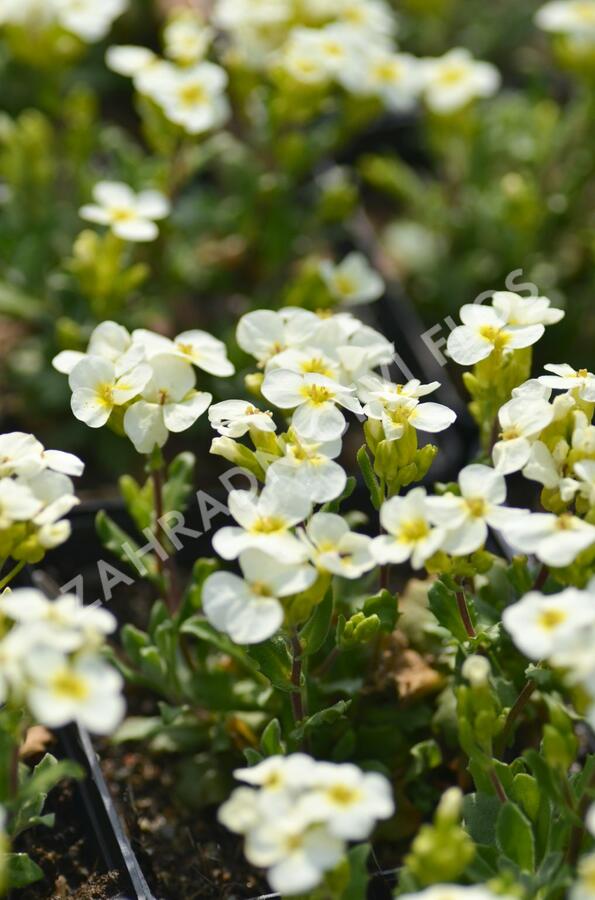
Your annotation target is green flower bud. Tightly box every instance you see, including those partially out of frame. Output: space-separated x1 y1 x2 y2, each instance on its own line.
210 437 265 481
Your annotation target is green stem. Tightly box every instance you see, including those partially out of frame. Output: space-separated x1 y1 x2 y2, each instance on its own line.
456 585 476 639
0 560 26 592
496 679 537 757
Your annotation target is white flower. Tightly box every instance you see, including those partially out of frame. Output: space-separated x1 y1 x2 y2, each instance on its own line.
123 356 212 453
299 512 375 579
164 11 212 64
202 549 316 644
358 374 441 404
560 459 595 505
401 887 514 900
212 485 310 563
68 356 152 429
427 464 527 556
0 589 115 652
539 364 595 402
337 0 396 37
218 787 263 834
587 802 595 837
261 370 362 441
24 469 79 528
266 433 346 505
26 649 124 734
278 24 362 85
53 320 144 378
234 754 317 795
0 432 83 479
536 1 595 38
80 181 170 242
447 304 545 366
132 328 234 376
246 817 344 896
571 852 595 900
52 0 127 42
506 512 595 567
461 654 491 686
106 44 157 79
0 478 42 527
522 440 564 490
298 762 394 841
208 400 276 438
492 395 554 475
320 253 384 306
503 588 595 660
265 347 341 381
152 62 230 135
421 48 500 114
341 49 420 110
364 392 456 442
372 488 445 568
491 291 565 327
236 308 320 366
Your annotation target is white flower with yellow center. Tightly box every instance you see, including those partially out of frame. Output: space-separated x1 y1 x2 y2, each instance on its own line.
319 252 384 306
53 320 144 379
560 459 595 505
491 291 565 327
0 432 83 479
265 347 340 381
299 512 375 579
536 0 595 38
26 649 124 734
68 356 152 429
539 364 595 402
52 0 127 42
234 754 317 796
106 44 157 79
261 369 362 441
132 328 234 376
266 434 346 504
506 511 595 567
202 549 316 644
208 400 276 438
421 48 500 114
492 394 554 475
123 355 212 453
0 588 115 652
364 392 456 442
164 11 212 65
427 464 528 556
338 0 396 38
502 588 595 660
342 49 420 110
372 487 446 568
447 304 545 366
154 62 230 135
298 761 394 840
237 308 320 366
21 469 79 548
401 887 516 900
212 485 311 563
358 374 441 405
0 478 42 528
80 181 170 242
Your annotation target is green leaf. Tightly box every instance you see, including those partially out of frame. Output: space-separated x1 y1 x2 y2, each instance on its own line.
260 718 284 756
0 282 45 322
356 445 383 510
428 579 469 643
163 451 196 514
342 843 370 900
119 474 152 533
496 801 535 872
179 558 218 620
111 716 162 744
246 636 294 692
463 792 501 845
292 700 351 742
363 589 398 632
181 616 261 677
21 754 82 801
6 853 44 888
95 510 157 577
301 589 333 656
120 624 150 666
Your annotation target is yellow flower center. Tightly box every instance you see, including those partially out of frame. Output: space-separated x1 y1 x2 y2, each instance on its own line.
575 3 595 24
301 384 334 405
333 274 356 295
177 342 195 358
374 60 402 83
251 581 272 597
300 357 334 377
466 497 487 518
157 389 170 405
251 515 285 534
538 608 567 630
577 368 589 378
478 325 511 350
327 784 361 805
51 669 89 701
500 426 520 440
555 513 574 531
399 518 430 543
110 207 135 222
437 63 468 85
97 383 114 407
178 82 206 105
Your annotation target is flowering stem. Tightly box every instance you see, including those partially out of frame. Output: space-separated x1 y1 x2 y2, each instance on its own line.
532 563 550 592
456 586 476 639
290 631 305 726
148 448 179 615
496 678 537 757
488 767 508 804
0 560 26 592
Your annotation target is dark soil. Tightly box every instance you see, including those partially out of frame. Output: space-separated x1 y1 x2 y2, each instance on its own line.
100 746 270 900
16 778 126 900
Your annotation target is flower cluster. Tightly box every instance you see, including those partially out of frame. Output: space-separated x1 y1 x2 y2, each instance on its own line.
0 431 83 568
536 0 595 42
79 181 170 243
53 320 234 454
218 754 394 895
0 0 127 43
504 581 595 729
0 588 124 734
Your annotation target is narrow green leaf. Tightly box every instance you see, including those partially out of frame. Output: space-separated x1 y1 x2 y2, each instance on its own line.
496 801 535 872
356 445 383 510
301 589 333 656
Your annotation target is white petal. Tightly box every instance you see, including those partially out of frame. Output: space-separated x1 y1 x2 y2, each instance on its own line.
162 391 212 432
113 217 159 242
123 402 168 453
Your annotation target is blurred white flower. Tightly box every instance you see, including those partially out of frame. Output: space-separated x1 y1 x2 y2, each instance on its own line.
212 485 311 562
571 852 595 900
539 364 595 402
262 369 362 441
560 459 595 505
106 44 157 79
320 252 384 306
237 308 320 366
202 549 316 644
427 464 527 556
372 487 445 568
299 512 375 578
0 432 83 478
461 654 491 686
123 355 212 453
342 49 420 110
503 587 595 660
152 62 230 135
447 304 545 366
80 181 170 242
506 511 595 567
0 478 42 528
536 0 595 38
491 291 565 327
52 0 127 42
421 48 500 114
164 11 212 64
